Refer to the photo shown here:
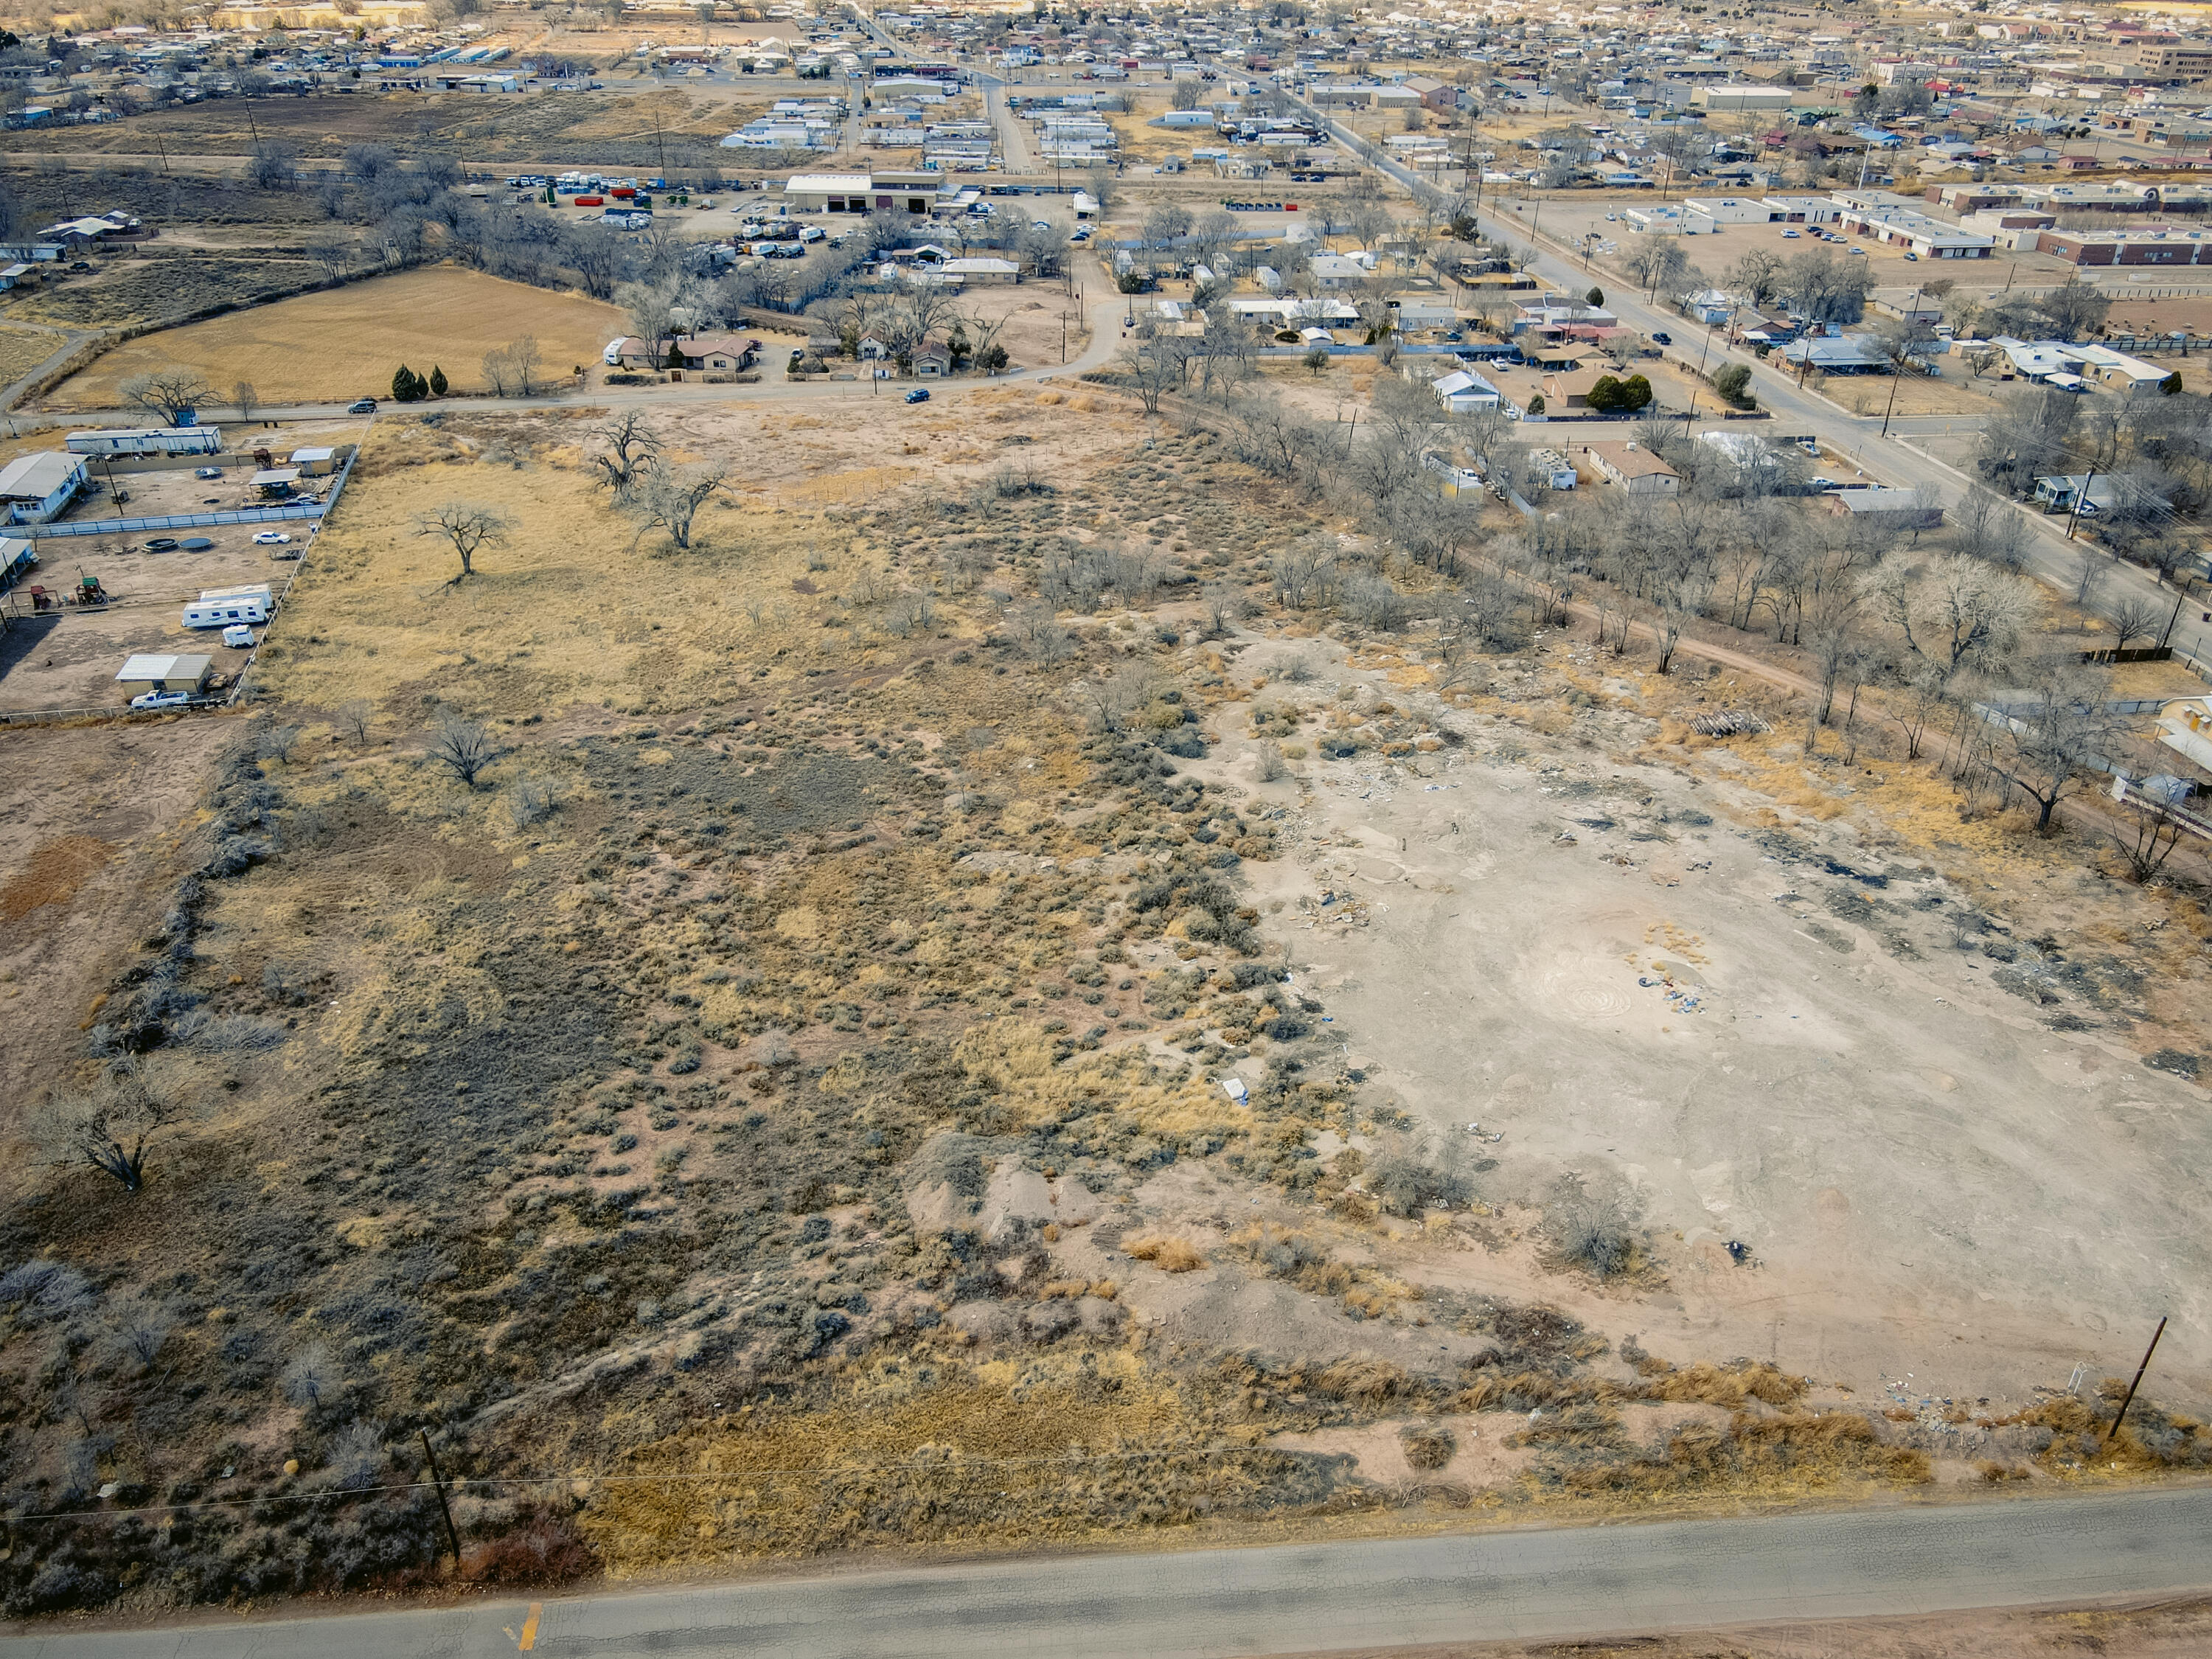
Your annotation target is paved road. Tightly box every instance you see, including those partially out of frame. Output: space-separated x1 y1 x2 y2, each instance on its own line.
4 1487 2208 1658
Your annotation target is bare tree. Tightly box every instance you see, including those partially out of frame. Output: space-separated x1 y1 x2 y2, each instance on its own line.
248 138 299 190
1069 664 1161 734
428 713 500 788
414 501 513 582
335 698 374 746
119 368 212 426
504 334 543 396
1120 336 1187 415
2111 791 2190 883
32 1060 190 1195
2106 594 2166 654
617 279 680 366
1862 552 2031 678
591 410 661 495
1984 660 2125 833
627 462 729 552
233 379 260 424
305 234 355 286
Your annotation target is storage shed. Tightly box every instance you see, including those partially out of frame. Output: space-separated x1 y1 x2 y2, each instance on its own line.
115 653 213 696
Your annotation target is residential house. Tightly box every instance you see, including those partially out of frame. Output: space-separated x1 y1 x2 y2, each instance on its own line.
1779 334 1889 372
911 338 953 377
0 451 86 524
2032 473 2118 514
603 335 669 371
1826 486 1942 530
1544 367 1608 409
1430 369 1504 414
2074 343 2171 396
669 334 762 378
1579 440 1680 495
857 333 892 361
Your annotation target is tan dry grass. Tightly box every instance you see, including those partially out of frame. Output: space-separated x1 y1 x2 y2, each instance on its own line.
52 268 625 408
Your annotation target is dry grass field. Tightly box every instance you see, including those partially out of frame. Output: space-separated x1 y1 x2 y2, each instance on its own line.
5 376 2212 1619
47 267 625 408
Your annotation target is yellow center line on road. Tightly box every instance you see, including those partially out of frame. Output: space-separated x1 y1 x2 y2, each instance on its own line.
519 1603 543 1651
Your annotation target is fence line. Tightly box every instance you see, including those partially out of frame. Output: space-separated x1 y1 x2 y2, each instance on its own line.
26 501 327 539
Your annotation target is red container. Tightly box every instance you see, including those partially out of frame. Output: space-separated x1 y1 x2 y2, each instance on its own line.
611 187 636 199
574 195 605 206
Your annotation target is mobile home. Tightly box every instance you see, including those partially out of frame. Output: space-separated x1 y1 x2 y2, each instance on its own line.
65 426 223 456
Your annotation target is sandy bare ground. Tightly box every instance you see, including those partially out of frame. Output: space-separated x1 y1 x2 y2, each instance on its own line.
1170 625 2212 1416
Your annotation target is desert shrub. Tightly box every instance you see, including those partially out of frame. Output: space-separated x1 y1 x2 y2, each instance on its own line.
1541 1173 1650 1281
1366 1134 1474 1216
462 1508 600 1585
1400 1422 1456 1470
1124 1234 1206 1272
1256 742 1287 782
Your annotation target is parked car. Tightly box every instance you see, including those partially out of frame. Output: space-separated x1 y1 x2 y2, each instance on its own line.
254 532 293 546
221 625 255 649
144 537 180 552
905 387 931 403
1903 249 1919 261
194 466 223 480
1781 229 1800 237
1651 331 1672 346
131 689 195 712
348 397 378 414
1848 246 1866 256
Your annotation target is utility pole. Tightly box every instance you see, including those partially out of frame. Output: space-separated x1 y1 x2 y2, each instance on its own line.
2064 464 2098 540
418 1430 463 1568
2106 1317 2168 1444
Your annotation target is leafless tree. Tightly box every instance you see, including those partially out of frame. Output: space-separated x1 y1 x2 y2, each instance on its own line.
32 1060 191 1195
627 462 730 552
414 501 513 582
1985 659 2126 833
428 713 500 788
233 379 260 423
1270 536 1339 608
119 368 212 426
591 410 661 495
1120 335 1187 415
335 698 374 746
1862 552 2032 678
305 234 355 285
1070 664 1161 734
618 279 679 365
2106 594 2166 654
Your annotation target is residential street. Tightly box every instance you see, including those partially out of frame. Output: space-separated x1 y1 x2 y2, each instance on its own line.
4 1486 2208 1658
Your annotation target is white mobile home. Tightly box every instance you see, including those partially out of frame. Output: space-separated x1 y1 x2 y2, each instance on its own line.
66 426 222 456
184 591 272 628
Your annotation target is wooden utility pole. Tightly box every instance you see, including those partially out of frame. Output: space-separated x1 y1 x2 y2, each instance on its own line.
2106 1317 2168 1444
419 1430 464 1566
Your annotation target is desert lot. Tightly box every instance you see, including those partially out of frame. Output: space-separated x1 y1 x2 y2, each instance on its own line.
2 382 2210 1615
47 268 626 408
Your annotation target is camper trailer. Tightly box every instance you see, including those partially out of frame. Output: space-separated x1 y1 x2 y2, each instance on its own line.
183 583 274 628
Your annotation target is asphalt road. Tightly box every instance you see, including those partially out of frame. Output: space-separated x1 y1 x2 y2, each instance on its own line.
3 1487 2208 1658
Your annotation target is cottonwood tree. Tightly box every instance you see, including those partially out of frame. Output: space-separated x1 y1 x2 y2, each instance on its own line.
248 138 299 189
428 713 500 788
305 234 355 285
481 335 543 397
591 410 661 495
233 379 260 422
415 501 512 582
32 1060 190 1195
2112 791 2190 883
618 279 680 365
1862 552 2031 677
2106 594 2167 653
1120 336 1187 414
1070 664 1161 734
1985 659 2126 833
627 462 729 552
119 368 212 426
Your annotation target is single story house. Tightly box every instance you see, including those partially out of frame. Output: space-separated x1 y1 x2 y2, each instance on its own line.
1826 485 1942 529
941 256 1020 284
2032 473 2118 514
669 333 762 378
1579 440 1680 496
1430 369 1504 414
115 653 213 698
1779 335 1889 372
911 338 953 377
0 451 87 524
1544 368 1609 409
603 335 669 370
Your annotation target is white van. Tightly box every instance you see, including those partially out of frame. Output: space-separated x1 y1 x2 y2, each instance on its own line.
184 596 271 628
222 625 255 649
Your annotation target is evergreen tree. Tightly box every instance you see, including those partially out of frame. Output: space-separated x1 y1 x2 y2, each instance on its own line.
392 364 420 403
428 364 448 397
